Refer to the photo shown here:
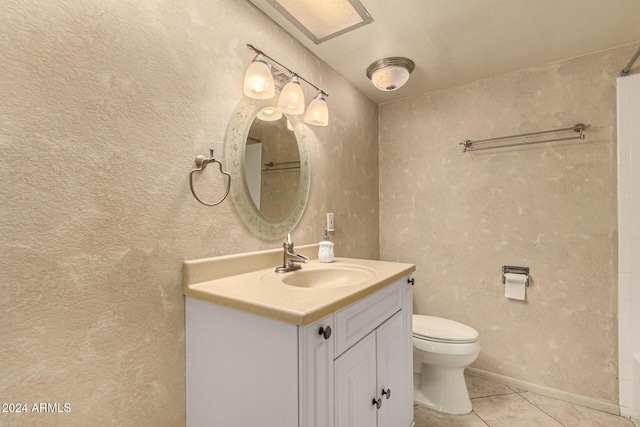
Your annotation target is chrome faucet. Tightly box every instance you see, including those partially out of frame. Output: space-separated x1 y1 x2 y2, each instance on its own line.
275 233 310 273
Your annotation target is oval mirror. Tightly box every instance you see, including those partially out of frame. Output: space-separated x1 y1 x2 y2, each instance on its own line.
225 97 310 240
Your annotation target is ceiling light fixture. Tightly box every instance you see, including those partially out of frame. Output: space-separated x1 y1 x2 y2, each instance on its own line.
261 0 373 45
366 57 415 92
243 44 329 126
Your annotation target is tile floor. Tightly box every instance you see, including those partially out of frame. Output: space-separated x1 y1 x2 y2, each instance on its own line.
414 373 640 427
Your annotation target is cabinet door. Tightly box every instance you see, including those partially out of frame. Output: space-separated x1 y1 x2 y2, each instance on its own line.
376 310 412 427
334 332 377 427
299 315 334 427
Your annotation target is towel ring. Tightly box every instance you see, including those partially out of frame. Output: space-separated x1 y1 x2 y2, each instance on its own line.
189 149 231 206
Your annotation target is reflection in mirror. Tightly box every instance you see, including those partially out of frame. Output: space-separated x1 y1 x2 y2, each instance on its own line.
225 97 310 241
245 115 300 221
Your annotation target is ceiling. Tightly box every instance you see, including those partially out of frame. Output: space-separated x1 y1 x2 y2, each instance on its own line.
248 0 640 104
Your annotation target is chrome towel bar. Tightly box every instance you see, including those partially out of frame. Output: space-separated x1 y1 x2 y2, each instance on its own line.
263 160 301 172
621 45 640 76
460 123 590 153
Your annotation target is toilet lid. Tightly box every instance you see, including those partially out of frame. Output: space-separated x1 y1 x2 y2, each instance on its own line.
413 315 479 343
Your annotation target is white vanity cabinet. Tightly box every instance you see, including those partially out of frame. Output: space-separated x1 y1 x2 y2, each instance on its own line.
186 275 414 427
335 311 408 427
333 277 413 427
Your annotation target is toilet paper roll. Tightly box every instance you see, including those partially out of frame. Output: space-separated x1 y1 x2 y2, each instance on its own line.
504 273 527 300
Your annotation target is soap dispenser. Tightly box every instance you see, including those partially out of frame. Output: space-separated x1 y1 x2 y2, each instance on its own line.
318 229 334 263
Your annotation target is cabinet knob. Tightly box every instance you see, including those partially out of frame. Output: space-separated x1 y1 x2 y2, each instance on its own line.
372 397 382 409
382 388 391 399
318 326 332 340
408 278 415 286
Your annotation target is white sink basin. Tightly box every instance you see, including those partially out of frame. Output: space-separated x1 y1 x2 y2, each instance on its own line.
265 264 377 289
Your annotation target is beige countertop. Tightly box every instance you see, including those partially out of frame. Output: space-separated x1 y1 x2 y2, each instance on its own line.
183 244 415 326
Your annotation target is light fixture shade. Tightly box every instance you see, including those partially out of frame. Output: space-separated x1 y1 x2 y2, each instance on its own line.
257 107 283 121
304 92 329 126
366 57 415 91
243 54 275 99
277 75 305 115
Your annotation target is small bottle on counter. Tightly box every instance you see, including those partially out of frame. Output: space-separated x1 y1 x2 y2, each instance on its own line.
318 229 334 263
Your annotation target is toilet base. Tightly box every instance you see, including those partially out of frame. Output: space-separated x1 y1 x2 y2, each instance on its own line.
413 364 472 415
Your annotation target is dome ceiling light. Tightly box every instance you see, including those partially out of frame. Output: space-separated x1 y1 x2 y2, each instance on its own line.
366 57 415 92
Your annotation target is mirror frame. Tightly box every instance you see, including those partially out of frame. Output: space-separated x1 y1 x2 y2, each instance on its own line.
225 97 310 240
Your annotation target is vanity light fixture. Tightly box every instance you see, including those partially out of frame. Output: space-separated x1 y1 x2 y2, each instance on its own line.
304 91 329 126
366 57 415 92
277 75 305 115
256 106 283 121
243 54 276 99
244 44 329 126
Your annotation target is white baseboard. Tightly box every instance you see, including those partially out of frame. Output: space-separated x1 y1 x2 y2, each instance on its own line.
466 367 620 416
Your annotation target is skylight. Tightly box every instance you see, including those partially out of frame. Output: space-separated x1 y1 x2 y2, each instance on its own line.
265 0 373 44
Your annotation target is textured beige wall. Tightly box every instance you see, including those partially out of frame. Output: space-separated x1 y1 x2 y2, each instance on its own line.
380 45 639 404
0 1 378 426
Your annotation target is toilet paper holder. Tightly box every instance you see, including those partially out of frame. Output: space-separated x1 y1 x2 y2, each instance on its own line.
502 265 530 286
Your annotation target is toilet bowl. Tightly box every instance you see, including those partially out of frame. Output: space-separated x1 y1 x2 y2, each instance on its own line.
412 315 480 415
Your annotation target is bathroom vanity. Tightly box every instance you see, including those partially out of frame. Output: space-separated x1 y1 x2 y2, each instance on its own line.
184 244 415 427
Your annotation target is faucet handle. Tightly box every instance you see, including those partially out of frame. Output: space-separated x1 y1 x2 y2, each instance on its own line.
284 233 295 250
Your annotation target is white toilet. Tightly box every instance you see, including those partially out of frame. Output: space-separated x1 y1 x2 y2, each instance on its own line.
412 315 480 415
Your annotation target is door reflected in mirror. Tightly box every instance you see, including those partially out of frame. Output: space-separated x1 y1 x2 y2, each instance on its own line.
245 114 300 221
